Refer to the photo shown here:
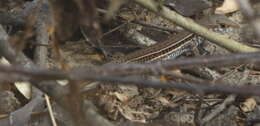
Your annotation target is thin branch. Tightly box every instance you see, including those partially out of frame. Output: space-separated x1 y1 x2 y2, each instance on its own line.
201 95 236 124
99 52 260 76
2 60 260 96
45 95 58 126
132 20 181 33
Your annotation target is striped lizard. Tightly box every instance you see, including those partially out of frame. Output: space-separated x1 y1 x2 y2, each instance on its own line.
109 15 237 64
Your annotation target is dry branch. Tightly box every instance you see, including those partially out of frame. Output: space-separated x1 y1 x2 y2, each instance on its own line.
134 0 260 52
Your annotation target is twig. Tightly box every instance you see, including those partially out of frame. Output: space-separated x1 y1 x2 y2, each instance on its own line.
201 66 248 124
34 13 58 126
201 95 236 124
45 95 58 126
194 95 203 126
101 22 129 38
133 0 260 52
132 20 180 33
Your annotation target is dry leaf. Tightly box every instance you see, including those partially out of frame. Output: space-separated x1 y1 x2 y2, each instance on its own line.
159 75 168 82
56 80 69 86
240 97 257 112
0 57 31 99
115 85 139 102
117 105 147 123
114 92 129 102
215 0 240 14
157 96 170 106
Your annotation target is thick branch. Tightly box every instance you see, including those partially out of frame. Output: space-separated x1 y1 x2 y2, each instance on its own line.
134 0 260 53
